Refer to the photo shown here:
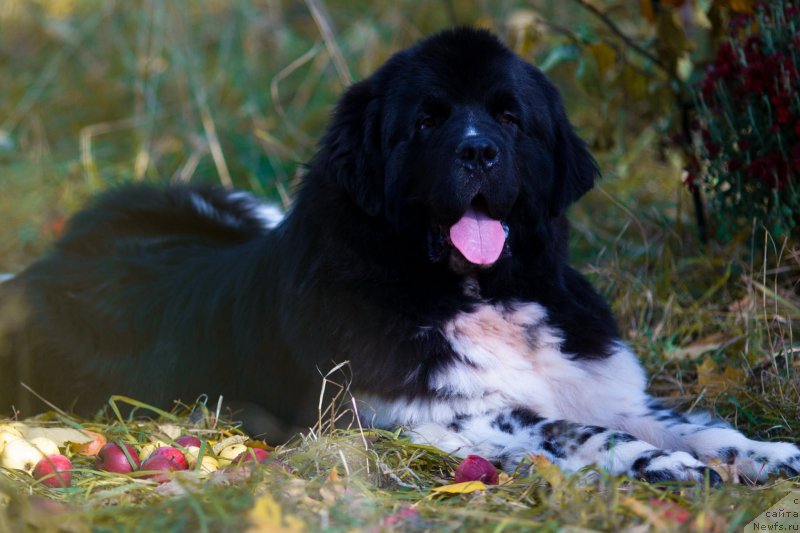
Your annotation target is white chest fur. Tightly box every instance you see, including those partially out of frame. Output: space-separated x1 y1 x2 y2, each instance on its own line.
362 302 649 429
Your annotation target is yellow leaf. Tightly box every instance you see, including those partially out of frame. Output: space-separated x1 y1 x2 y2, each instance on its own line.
529 452 552 468
621 497 668 530
156 424 182 440
431 481 487 495
327 467 339 482
529 453 565 490
246 493 305 533
588 42 616 78
21 427 93 447
695 357 745 395
666 334 725 361
641 0 656 24
727 0 753 13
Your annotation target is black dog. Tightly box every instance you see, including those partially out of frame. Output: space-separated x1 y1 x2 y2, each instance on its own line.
1 28 797 483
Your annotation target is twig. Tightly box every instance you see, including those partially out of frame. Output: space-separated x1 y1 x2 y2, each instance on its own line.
270 42 322 144
569 0 671 76
195 89 233 189
80 116 152 189
304 0 353 86
19 383 68 417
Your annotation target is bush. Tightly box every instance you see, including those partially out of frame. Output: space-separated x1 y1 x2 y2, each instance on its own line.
691 1 800 239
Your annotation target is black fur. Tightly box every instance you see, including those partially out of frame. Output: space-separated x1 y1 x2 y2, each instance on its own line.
0 28 614 434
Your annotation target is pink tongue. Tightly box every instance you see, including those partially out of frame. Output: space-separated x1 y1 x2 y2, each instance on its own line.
449 206 506 265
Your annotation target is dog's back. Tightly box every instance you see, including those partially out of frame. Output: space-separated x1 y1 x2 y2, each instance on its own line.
0 185 296 423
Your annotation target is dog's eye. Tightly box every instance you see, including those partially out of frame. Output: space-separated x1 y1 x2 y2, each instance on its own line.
416 115 436 132
497 111 520 127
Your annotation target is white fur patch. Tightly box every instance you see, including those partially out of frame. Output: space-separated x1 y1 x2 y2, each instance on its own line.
364 302 649 429
251 204 284 229
359 301 799 481
226 191 284 229
189 191 284 231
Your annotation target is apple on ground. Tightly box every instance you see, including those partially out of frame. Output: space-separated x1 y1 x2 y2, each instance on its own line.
1 439 46 473
454 455 499 485
233 448 270 465
149 446 188 470
28 437 59 456
140 455 179 483
175 435 202 448
0 427 23 453
217 443 248 466
33 454 73 488
96 442 141 474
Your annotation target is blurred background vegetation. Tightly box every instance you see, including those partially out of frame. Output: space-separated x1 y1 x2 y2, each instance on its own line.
0 0 735 270
1 2 799 530
0 0 798 438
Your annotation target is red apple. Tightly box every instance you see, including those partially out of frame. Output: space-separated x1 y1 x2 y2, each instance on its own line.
140 455 178 483
175 435 202 448
95 442 140 474
233 448 270 465
454 455 499 484
150 446 188 470
33 454 73 488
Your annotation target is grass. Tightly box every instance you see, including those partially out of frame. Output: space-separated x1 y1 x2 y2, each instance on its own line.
1 1 799 531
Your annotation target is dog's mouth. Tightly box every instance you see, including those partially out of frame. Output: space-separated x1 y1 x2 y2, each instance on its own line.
448 197 508 266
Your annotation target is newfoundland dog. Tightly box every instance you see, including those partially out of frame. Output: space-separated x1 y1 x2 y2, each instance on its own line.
1 28 798 484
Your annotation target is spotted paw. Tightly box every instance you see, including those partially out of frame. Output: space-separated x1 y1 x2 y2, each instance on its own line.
633 450 721 485
738 441 800 483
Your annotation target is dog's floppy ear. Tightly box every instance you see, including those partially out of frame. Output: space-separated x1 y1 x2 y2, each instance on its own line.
542 79 600 216
319 79 384 217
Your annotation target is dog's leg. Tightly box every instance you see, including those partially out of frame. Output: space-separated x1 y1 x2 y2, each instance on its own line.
625 399 800 483
407 407 721 484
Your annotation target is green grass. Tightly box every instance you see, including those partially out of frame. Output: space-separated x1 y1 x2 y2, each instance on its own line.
1 1 799 531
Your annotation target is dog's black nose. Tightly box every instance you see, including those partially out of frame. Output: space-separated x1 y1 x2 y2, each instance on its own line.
456 137 499 171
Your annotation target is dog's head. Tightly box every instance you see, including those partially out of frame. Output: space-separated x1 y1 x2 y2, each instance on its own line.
317 28 598 272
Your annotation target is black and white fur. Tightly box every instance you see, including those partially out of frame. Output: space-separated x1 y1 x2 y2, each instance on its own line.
0 29 797 484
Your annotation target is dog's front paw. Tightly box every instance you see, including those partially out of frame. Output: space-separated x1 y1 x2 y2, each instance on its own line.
733 441 800 483
632 450 721 485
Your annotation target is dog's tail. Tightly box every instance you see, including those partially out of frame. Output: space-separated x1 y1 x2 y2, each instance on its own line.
0 275 27 416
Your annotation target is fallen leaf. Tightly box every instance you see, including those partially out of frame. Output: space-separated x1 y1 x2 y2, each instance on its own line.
622 497 667 530
21 427 93 447
326 467 339 482
726 0 753 13
212 435 248 455
156 424 182 440
431 480 487 495
695 357 746 395
246 493 304 533
666 334 725 361
529 453 565 490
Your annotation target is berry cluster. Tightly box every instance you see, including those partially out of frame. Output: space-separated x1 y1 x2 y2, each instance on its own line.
691 1 800 237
